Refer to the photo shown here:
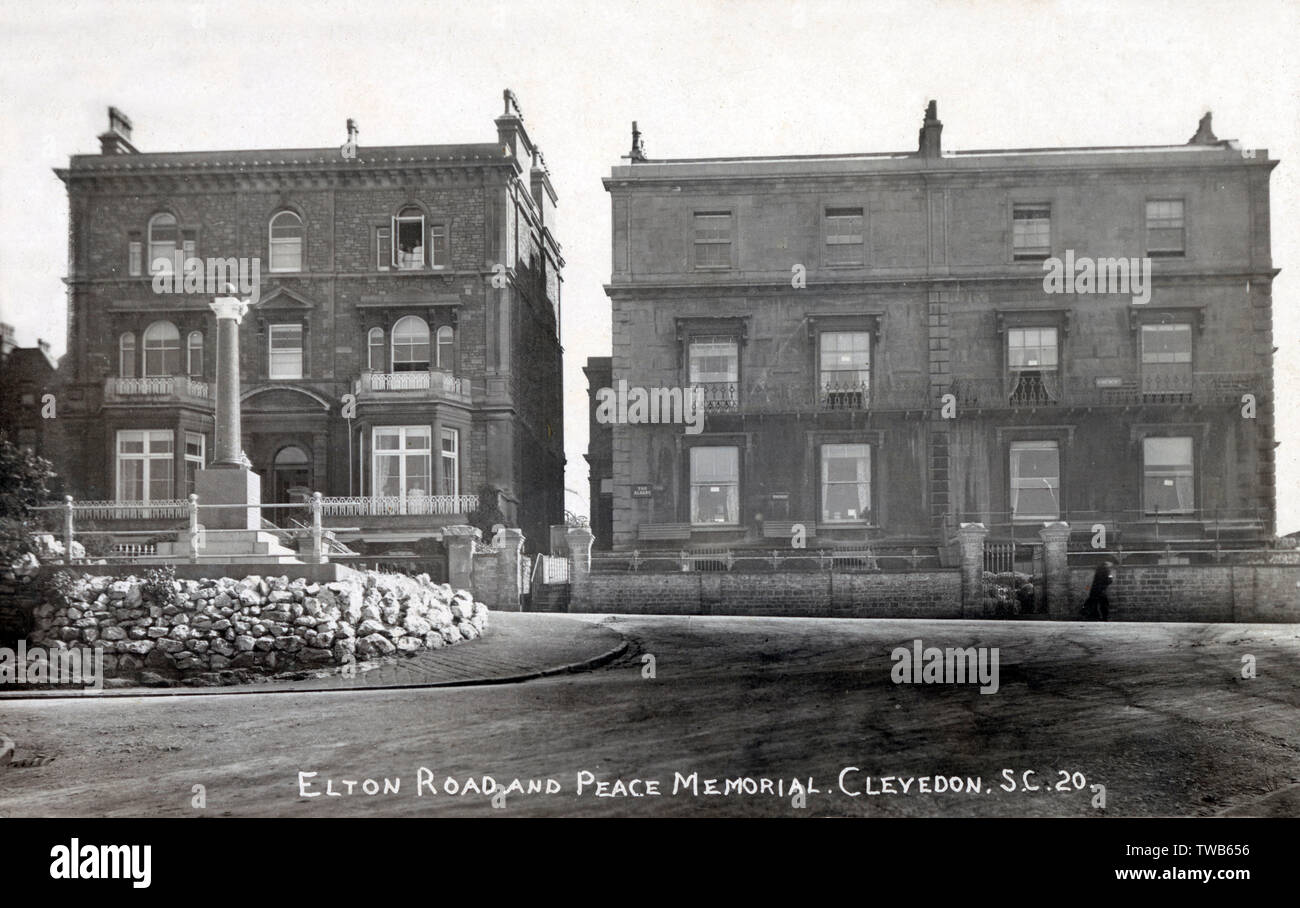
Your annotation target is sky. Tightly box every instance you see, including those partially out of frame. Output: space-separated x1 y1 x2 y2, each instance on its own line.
1 0 1297 531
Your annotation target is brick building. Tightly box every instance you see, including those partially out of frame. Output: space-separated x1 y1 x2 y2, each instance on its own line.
51 94 565 563
593 105 1278 561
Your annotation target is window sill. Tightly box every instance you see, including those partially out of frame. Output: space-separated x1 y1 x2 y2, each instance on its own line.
689 523 743 532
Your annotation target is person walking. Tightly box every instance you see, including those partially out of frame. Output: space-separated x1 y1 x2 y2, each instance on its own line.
1080 559 1115 621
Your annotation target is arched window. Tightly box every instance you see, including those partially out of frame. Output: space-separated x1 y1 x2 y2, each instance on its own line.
143 321 180 376
391 316 430 372
367 327 385 371
436 325 454 370
187 331 204 377
148 213 179 275
119 332 136 378
269 210 304 272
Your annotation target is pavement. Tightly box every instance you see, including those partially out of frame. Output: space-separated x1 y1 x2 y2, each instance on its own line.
0 612 629 699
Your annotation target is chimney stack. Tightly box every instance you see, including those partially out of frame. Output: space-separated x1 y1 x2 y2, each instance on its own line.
1188 111 1219 145
496 88 533 162
628 121 647 163
0 322 15 358
917 100 942 158
98 106 137 155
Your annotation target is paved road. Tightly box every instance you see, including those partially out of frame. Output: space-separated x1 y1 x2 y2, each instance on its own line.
1 615 1298 817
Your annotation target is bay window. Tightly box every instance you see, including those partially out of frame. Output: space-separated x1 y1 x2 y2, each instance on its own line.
116 430 174 503
184 432 205 496
372 426 432 511
440 428 460 496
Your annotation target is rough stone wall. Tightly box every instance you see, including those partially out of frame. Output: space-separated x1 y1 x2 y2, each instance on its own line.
26 569 488 680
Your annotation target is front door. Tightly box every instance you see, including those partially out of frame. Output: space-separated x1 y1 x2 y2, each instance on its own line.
271 445 311 505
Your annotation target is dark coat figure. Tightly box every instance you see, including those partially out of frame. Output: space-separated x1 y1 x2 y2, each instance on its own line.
1081 560 1114 621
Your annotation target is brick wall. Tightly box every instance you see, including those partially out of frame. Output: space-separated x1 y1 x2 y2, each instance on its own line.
1069 564 1300 622
570 569 961 618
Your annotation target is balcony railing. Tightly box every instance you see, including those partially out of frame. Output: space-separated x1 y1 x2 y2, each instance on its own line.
353 370 471 403
737 378 932 413
319 494 478 517
104 376 211 404
949 372 1257 410
696 381 739 412
818 380 870 411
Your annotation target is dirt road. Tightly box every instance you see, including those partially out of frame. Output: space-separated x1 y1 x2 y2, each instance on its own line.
1 616 1297 817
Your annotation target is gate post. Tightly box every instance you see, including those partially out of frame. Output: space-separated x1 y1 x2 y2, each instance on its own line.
63 496 75 564
495 528 525 612
565 525 595 610
957 523 989 617
442 525 480 592
188 494 201 563
1038 522 1072 618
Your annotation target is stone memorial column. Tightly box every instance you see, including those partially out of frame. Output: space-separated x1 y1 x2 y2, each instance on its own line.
195 292 261 531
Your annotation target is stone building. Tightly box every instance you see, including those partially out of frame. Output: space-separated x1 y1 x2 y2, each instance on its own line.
50 94 565 566
594 105 1278 561
0 323 61 463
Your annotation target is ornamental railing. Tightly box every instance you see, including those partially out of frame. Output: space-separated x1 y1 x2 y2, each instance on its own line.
104 376 211 402
67 499 191 520
318 494 478 517
355 370 469 397
948 371 1258 410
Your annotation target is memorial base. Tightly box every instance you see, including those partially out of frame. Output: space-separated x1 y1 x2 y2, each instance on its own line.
195 466 262 530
